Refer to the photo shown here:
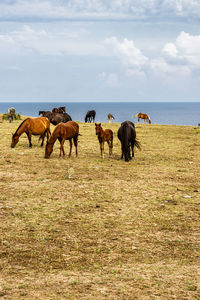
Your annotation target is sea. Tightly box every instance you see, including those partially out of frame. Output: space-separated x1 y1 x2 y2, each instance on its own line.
0 102 199 126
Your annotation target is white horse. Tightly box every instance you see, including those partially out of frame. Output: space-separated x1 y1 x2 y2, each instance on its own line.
8 107 16 123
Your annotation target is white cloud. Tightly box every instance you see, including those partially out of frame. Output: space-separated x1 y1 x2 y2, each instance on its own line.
104 32 200 80
162 43 178 58
98 71 119 87
0 25 105 56
104 37 148 71
1 0 200 21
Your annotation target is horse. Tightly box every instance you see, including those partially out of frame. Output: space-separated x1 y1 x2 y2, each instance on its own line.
11 117 50 148
107 113 115 123
85 110 96 123
117 121 141 162
95 123 113 158
134 113 151 124
8 107 16 123
52 106 66 113
50 112 72 126
38 111 72 125
45 121 79 159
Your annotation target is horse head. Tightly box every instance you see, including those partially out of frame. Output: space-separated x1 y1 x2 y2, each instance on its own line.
11 133 19 148
44 141 53 158
95 123 102 135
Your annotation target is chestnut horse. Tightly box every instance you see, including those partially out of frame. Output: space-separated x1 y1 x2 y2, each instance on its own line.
11 117 50 148
45 121 79 158
95 123 113 158
134 113 151 124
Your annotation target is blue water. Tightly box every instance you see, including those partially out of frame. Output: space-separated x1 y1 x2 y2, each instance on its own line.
0 102 199 126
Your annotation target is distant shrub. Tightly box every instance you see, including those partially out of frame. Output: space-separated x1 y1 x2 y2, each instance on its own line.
2 113 21 120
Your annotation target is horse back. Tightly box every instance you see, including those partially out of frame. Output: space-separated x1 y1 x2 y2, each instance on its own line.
66 121 79 134
55 122 77 139
29 117 50 134
104 129 113 141
118 121 136 142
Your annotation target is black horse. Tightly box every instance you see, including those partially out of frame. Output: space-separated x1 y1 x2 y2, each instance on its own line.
38 111 72 125
52 106 66 113
117 121 141 162
85 110 96 123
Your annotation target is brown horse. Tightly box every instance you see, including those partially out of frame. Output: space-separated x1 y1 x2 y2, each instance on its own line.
95 123 113 158
134 113 151 124
11 117 50 148
45 121 79 158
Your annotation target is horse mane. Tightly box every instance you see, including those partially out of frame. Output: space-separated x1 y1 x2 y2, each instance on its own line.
13 118 30 136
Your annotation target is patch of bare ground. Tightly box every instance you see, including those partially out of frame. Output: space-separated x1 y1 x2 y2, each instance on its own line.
0 119 200 299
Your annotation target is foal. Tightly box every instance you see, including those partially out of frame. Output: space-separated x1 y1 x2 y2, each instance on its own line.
95 123 113 158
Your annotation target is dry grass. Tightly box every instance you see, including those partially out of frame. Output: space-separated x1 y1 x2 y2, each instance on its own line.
0 118 200 299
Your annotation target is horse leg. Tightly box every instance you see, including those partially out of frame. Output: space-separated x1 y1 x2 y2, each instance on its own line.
68 139 72 158
108 139 113 157
46 129 50 142
73 136 78 157
26 132 32 147
40 133 45 147
120 144 124 160
60 138 65 157
131 142 135 158
40 129 48 147
100 142 104 158
127 145 131 161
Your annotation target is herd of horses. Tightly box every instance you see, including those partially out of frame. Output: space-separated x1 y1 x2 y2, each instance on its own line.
9 106 151 162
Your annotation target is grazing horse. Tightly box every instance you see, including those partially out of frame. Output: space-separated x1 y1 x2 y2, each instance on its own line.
11 117 50 148
45 121 79 158
85 110 96 123
95 123 113 158
117 121 141 162
52 106 66 113
8 107 16 123
134 113 151 124
38 111 72 125
107 113 115 123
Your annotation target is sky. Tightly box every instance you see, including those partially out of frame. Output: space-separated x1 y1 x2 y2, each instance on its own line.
0 0 200 102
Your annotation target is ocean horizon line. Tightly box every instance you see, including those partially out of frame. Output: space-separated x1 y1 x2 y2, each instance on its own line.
0 101 200 104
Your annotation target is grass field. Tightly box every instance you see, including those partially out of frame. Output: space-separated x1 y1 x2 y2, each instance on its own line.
0 117 200 299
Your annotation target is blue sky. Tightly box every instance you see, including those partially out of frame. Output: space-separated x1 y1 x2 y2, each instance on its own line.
0 0 200 102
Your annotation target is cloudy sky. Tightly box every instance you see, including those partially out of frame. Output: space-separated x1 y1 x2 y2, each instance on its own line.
0 0 200 102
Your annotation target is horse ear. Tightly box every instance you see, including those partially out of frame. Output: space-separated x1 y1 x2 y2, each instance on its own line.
95 123 97 125
99 123 101 126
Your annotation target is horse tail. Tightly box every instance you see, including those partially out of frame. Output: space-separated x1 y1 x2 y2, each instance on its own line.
135 139 141 150
147 115 151 123
133 114 138 118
